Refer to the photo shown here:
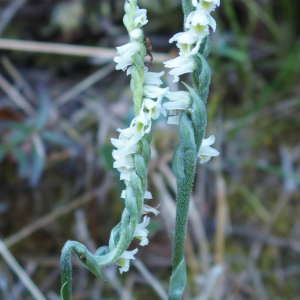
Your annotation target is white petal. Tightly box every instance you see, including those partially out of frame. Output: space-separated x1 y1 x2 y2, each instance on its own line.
167 116 180 125
165 91 190 101
198 146 220 157
116 248 138 274
201 135 216 146
144 191 153 199
163 99 191 111
142 204 160 216
130 28 143 39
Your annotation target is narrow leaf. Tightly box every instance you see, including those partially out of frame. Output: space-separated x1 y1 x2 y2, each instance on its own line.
168 258 187 300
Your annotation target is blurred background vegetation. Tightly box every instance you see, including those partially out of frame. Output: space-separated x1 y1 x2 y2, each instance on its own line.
0 0 299 299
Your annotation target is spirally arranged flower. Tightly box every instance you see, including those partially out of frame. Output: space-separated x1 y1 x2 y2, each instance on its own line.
162 0 220 164
163 0 220 82
111 2 166 273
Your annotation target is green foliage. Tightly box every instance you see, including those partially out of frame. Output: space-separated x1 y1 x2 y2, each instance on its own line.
0 90 77 186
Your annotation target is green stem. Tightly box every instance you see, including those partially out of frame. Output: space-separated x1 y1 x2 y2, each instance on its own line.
182 0 194 24
172 150 196 270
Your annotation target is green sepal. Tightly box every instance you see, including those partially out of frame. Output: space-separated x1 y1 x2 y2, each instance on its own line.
182 82 207 151
172 144 185 180
123 14 131 31
125 184 138 217
134 153 147 179
178 112 196 152
124 0 134 17
108 223 122 250
139 138 151 168
168 258 187 300
132 53 144 70
130 170 144 216
198 36 211 58
143 131 153 144
192 53 211 103
130 65 144 114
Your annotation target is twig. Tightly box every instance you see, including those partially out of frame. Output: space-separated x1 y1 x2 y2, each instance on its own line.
54 63 115 107
0 239 47 300
0 38 171 62
133 259 168 300
0 73 34 114
0 0 28 35
4 174 114 248
1 56 37 104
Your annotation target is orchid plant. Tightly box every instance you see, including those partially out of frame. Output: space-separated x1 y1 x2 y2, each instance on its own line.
60 0 220 299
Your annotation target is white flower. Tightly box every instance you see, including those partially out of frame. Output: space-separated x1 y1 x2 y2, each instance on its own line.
143 85 169 99
114 42 140 71
167 115 180 125
130 110 152 135
134 7 148 28
142 204 160 216
163 90 191 112
143 97 166 120
197 135 220 163
143 191 152 199
144 71 164 86
116 248 138 274
134 216 150 246
112 151 134 169
130 28 143 39
192 0 220 13
186 9 216 32
121 190 153 199
163 56 195 82
170 30 205 56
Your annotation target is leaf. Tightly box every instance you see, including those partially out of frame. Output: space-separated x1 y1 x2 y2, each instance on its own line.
168 258 187 300
11 147 30 178
139 138 151 168
60 282 68 300
41 130 79 149
182 83 207 151
35 85 51 129
5 129 32 146
193 53 211 103
134 153 147 179
172 144 185 180
178 112 196 152
30 135 46 186
199 35 211 58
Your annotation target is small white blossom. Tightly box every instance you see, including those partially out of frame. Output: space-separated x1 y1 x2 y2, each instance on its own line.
143 85 169 99
167 115 180 125
134 7 148 28
197 135 220 163
144 71 165 86
130 28 143 39
143 97 166 120
163 90 191 113
116 248 138 274
192 0 220 13
134 216 150 246
163 56 196 82
114 42 140 71
121 190 153 199
142 204 160 216
186 9 216 32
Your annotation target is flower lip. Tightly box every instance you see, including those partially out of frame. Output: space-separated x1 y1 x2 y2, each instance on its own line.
197 135 220 163
116 248 138 274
